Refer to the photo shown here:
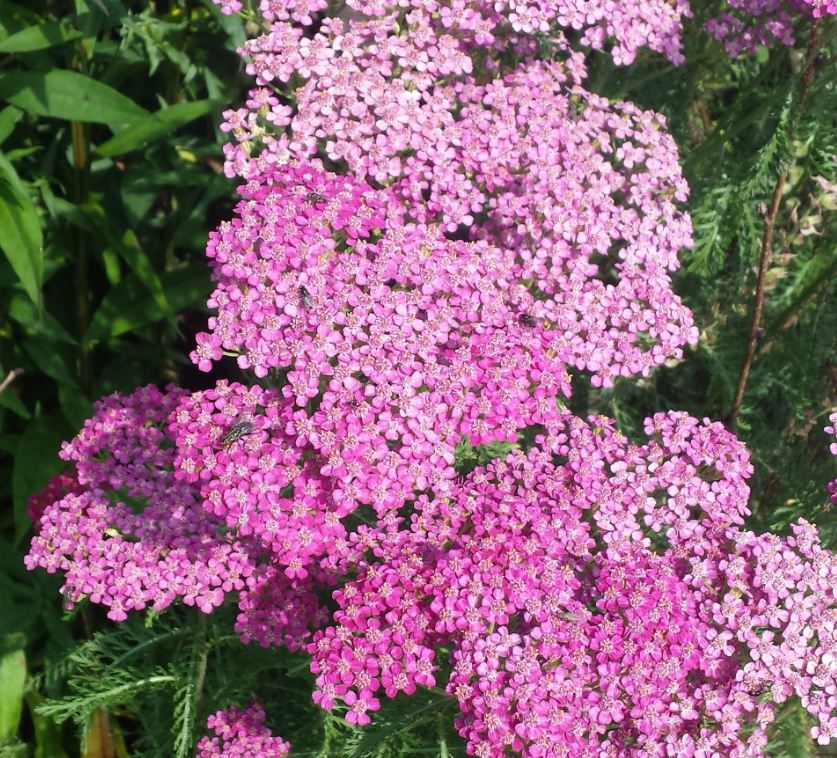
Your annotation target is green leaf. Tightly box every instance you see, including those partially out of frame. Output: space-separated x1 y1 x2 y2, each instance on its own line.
0 106 22 145
202 0 246 49
0 390 30 420
0 153 43 308
11 412 69 542
0 593 39 642
0 20 83 53
22 338 77 387
0 649 26 742
58 384 92 431
26 690 70 758
76 204 170 312
84 263 209 344
7 295 78 345
96 99 220 157
0 69 147 126
0 2 40 37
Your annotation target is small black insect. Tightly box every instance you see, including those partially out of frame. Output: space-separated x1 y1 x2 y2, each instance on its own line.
306 191 327 204
299 285 314 308
220 419 256 449
518 313 538 328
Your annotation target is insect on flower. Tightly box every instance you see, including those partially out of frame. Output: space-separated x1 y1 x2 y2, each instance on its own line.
518 313 538 328
220 417 257 449
298 285 313 309
306 191 326 204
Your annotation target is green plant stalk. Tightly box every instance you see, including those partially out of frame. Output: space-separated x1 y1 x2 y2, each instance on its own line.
728 19 821 430
70 35 92 392
192 614 209 724
70 120 90 390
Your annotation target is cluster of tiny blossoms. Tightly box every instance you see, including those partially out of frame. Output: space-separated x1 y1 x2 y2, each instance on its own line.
215 0 690 65
214 0 700 389
24 384 326 647
707 0 835 57
23 0 837 755
26 465 83 530
196 703 290 758
310 412 837 754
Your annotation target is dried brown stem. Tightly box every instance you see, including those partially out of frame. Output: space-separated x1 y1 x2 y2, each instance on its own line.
728 20 820 430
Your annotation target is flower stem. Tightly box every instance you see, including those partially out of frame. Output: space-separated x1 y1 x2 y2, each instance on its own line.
728 20 820 430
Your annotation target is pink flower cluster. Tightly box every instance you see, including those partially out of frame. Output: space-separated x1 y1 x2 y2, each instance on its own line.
191 164 577 518
225 0 690 65
24 384 325 646
213 1 700 390
196 703 291 757
26 465 83 531
23 0 837 755
707 0 834 57
310 412 837 754
24 386 250 622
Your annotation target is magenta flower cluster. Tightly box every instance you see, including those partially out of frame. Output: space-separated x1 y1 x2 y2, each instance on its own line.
26 465 82 531
309 411 837 754
216 2 700 393
24 0 836 755
707 0 835 57
25 384 325 646
196 703 290 757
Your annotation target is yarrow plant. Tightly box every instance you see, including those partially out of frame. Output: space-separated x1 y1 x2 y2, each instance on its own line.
707 0 835 56
23 0 836 756
196 703 290 757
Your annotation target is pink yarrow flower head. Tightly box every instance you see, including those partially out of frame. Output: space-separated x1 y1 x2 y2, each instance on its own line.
219 0 691 67
216 41 699 387
197 702 290 757
26 465 83 531
24 385 258 622
191 165 574 521
308 411 836 755
707 0 835 57
25 384 326 647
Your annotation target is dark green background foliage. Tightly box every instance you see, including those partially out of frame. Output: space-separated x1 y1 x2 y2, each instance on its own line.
0 2 834 756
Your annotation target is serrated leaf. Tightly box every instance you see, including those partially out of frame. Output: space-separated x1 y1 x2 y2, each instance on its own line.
96 99 220 157
0 152 42 308
0 20 83 53
0 69 147 126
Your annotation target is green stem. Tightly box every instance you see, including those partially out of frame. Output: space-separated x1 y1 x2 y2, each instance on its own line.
192 614 210 726
71 40 92 392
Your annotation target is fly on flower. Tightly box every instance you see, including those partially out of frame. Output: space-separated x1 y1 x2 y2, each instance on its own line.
518 313 538 328
298 285 313 309
220 417 256 450
306 191 326 204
